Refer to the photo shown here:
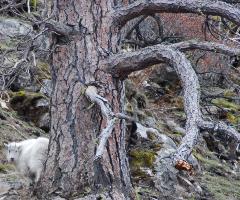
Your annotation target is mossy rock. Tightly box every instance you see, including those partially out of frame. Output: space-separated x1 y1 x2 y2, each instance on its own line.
9 91 48 124
149 143 162 151
10 91 45 108
172 131 184 136
129 149 156 169
147 132 158 141
173 111 186 120
212 98 240 111
135 186 160 200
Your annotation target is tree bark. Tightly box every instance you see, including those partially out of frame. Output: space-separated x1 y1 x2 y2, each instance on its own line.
37 1 133 199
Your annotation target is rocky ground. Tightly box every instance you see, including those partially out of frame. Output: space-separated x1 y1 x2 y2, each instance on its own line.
124 65 240 200
0 64 240 200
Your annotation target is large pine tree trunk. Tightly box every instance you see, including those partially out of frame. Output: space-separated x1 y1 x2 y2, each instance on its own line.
38 1 133 199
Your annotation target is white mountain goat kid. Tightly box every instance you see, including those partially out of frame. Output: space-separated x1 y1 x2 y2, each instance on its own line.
4 137 49 183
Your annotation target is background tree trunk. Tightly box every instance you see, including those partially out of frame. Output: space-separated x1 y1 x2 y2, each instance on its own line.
38 1 133 199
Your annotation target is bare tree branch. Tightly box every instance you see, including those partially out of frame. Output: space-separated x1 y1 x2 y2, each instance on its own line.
85 86 176 161
104 41 240 77
219 0 240 4
198 119 240 141
170 40 240 56
103 40 240 164
104 45 201 162
0 1 25 13
44 20 80 36
85 86 117 160
113 0 240 27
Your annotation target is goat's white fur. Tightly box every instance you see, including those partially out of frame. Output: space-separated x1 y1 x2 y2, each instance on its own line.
4 137 49 183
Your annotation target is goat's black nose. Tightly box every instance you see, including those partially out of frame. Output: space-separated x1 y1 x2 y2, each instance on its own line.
10 158 14 162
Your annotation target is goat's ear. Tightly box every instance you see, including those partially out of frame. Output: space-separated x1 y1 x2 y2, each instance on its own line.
17 145 22 152
3 143 8 148
236 143 240 152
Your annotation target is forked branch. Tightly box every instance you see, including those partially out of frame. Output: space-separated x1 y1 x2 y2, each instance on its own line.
85 86 117 159
85 86 170 160
85 86 133 160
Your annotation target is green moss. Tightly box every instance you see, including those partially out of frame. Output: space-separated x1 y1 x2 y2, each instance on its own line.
10 91 45 110
171 96 184 110
0 39 18 50
9 91 47 124
194 152 215 165
30 0 38 10
0 163 14 173
224 90 236 97
149 143 162 151
226 112 240 124
173 111 186 120
203 173 240 200
129 149 156 168
172 131 184 135
36 61 51 80
129 147 159 180
194 153 231 173
15 90 26 97
212 98 240 111
10 91 44 102
147 132 157 140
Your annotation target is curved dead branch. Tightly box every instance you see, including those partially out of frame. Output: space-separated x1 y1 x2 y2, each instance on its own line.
104 41 240 77
113 0 240 27
170 40 240 56
198 120 240 141
104 45 201 162
103 41 240 164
